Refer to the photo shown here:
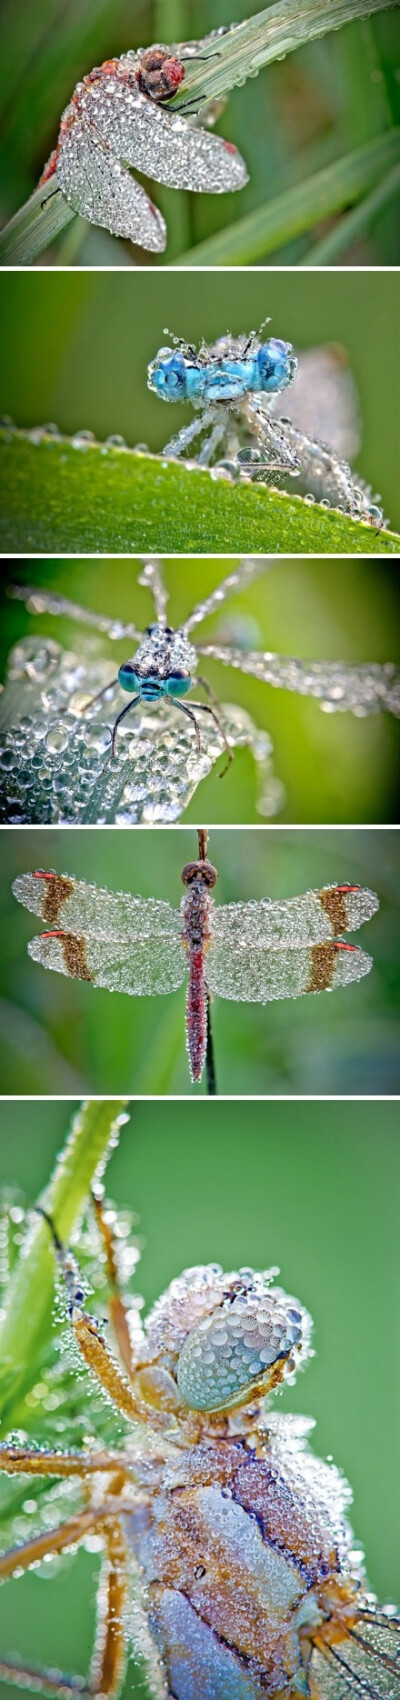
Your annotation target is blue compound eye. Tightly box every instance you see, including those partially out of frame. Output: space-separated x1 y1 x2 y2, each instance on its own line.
151 353 188 399
257 339 295 393
165 670 192 697
118 664 141 693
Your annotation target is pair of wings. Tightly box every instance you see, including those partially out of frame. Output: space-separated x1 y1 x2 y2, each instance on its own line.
56 57 247 251
12 874 378 1004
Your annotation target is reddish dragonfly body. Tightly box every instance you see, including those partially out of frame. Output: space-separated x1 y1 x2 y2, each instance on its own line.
12 834 378 1088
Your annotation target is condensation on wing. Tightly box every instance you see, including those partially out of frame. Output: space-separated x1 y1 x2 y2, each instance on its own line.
57 122 166 249
309 1608 400 1698
270 345 361 460
27 934 186 996
12 873 181 941
83 73 248 193
211 887 378 949
206 942 373 1002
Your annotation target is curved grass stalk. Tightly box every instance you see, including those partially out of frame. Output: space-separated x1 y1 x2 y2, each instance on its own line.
0 1100 130 1433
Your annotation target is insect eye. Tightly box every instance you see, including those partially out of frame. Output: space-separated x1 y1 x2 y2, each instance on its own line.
118 663 140 692
148 352 187 398
257 338 295 393
176 1290 306 1412
165 670 192 697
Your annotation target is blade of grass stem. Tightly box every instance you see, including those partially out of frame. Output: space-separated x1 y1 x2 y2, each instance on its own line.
299 161 400 262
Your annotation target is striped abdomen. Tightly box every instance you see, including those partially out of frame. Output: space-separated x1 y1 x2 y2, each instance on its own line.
181 883 214 1084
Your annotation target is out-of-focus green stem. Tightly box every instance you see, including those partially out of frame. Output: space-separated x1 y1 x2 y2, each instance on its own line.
0 1099 130 1431
0 175 74 266
299 160 400 263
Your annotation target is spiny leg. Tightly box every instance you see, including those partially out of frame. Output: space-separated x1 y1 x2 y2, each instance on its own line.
0 1503 130 1583
0 1445 128 1481
172 698 201 756
89 1518 130 1699
91 1191 136 1381
105 694 140 760
192 676 233 776
197 419 226 466
0 1514 130 1700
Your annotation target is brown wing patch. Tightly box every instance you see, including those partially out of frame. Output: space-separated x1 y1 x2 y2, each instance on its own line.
33 872 74 927
41 930 92 982
305 942 337 993
318 887 353 934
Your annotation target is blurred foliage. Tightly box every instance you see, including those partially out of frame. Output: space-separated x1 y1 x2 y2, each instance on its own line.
1 557 399 824
0 1098 399 1700
0 825 398 1095
0 0 399 264
0 270 398 535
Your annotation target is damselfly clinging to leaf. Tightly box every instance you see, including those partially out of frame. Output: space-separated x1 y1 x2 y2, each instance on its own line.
12 828 378 1090
39 29 247 253
148 328 387 527
0 1183 399 1698
7 559 400 773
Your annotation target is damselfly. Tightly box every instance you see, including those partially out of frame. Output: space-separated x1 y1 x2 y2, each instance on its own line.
148 329 387 527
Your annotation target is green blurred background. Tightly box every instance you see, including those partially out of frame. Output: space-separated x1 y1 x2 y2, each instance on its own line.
1 557 399 824
0 270 398 531
0 0 399 264
0 1098 399 1700
0 827 398 1094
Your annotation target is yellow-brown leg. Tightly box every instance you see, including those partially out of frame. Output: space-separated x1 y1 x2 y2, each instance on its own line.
91 1192 136 1381
0 1445 127 1480
0 1513 131 1699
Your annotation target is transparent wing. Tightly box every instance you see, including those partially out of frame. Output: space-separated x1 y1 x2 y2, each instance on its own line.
7 584 143 644
270 344 361 460
196 645 400 717
206 939 373 1002
84 76 248 194
211 887 378 949
57 120 167 251
26 931 186 996
12 872 182 943
309 1607 400 1697
183 560 270 635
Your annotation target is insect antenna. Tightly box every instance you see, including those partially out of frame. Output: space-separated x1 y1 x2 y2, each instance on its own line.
162 326 197 357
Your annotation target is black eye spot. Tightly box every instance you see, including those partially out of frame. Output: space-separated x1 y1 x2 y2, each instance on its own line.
194 1564 206 1580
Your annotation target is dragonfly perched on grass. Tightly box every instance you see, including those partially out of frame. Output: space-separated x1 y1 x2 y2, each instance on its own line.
38 28 247 253
0 1177 398 1699
12 829 379 1091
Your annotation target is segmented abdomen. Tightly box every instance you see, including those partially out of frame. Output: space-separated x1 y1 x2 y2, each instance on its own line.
186 946 208 1084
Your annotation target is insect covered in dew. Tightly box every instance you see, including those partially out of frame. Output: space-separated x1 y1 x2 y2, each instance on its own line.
12 829 379 1089
148 326 387 527
0 1186 399 1700
39 28 248 252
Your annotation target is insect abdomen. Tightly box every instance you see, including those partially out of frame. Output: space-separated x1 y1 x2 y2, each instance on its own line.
186 947 207 1084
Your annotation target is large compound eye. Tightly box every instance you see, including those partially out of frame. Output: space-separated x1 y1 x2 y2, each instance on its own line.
118 663 141 693
165 670 192 697
147 352 187 400
257 338 297 393
176 1290 304 1412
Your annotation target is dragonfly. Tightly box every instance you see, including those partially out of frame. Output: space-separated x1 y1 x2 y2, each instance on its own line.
39 29 247 253
12 829 379 1087
148 328 387 527
0 1179 399 1699
8 560 400 770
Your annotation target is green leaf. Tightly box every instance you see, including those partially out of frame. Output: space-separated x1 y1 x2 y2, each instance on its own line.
0 1099 130 1432
0 427 398 554
175 130 400 267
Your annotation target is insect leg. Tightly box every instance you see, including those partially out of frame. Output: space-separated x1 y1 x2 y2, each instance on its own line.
38 1211 152 1429
161 408 215 459
82 679 120 712
0 1504 120 1582
109 695 140 759
172 698 201 754
89 1517 130 1700
191 678 234 776
0 1443 126 1480
197 419 226 465
91 1190 137 1380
